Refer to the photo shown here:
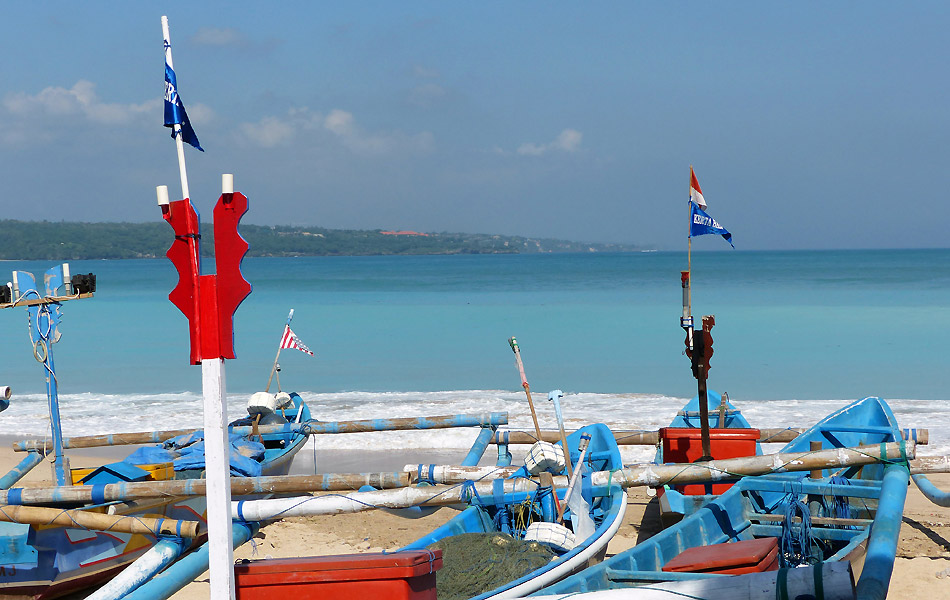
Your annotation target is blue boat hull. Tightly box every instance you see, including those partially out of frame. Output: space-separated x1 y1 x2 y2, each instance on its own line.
535 397 908 600
0 396 311 599
403 423 627 599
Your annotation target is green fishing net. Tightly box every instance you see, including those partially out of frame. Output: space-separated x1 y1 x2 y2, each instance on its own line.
429 532 556 600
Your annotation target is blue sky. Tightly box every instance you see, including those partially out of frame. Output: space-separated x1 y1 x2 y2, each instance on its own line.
1 2 947 250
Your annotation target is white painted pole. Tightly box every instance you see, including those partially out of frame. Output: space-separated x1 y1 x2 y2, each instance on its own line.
162 16 190 201
199 171 241 600
202 358 235 600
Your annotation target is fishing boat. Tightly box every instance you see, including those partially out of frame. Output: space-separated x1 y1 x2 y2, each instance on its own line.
654 390 761 524
531 396 910 600
0 392 312 600
0 264 314 598
400 422 627 599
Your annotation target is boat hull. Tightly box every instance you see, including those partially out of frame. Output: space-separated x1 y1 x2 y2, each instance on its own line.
402 423 627 599
533 397 908 599
0 396 311 599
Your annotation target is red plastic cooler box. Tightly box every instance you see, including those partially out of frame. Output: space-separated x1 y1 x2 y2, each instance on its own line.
659 427 760 495
234 549 442 600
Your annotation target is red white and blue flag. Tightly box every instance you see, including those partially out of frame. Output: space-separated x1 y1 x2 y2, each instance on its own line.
279 325 313 356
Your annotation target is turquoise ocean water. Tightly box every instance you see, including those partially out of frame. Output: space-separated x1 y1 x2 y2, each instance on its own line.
0 250 947 458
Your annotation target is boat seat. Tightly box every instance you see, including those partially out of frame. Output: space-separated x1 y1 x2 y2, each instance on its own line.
662 537 779 575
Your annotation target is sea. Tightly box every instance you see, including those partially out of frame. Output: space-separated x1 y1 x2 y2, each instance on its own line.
0 250 947 464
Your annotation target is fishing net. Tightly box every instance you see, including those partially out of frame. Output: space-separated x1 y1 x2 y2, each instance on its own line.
429 532 556 600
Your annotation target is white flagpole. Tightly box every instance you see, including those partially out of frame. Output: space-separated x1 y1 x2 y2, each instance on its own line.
162 16 190 201
163 17 232 599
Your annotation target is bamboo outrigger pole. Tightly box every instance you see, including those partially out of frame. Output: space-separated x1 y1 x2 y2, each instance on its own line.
230 441 914 520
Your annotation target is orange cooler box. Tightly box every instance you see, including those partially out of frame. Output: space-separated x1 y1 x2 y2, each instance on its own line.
662 537 779 574
234 550 442 600
659 427 760 495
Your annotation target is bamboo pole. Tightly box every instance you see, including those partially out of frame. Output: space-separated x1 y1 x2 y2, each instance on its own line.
230 441 913 520
910 455 950 474
405 441 914 487
13 412 509 452
508 337 543 439
488 428 928 446
0 472 411 506
0 504 201 537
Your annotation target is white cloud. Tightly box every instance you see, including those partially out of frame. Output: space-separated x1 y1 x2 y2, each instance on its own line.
238 107 434 155
191 27 246 47
517 128 583 156
0 80 187 145
408 83 446 108
239 107 323 147
3 80 159 125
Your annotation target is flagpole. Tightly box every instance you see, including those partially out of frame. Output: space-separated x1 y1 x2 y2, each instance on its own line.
687 165 693 319
683 166 694 353
265 309 294 392
162 16 190 201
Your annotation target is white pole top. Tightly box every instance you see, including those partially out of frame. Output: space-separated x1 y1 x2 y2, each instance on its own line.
161 16 173 68
222 174 234 194
156 185 170 206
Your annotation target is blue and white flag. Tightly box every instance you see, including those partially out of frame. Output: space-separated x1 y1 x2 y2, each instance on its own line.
164 61 204 152
689 202 734 248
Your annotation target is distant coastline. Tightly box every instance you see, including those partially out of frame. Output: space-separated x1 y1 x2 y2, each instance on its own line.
0 219 642 260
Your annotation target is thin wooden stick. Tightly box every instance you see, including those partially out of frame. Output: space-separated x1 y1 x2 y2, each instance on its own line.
509 337 543 439
265 309 294 392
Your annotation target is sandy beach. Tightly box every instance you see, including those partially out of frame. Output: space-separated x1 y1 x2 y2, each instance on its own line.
1 443 947 599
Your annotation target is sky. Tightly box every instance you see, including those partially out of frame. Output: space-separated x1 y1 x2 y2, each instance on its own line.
1 2 947 250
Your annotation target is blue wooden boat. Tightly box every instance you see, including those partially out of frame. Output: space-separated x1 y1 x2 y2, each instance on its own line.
532 397 910 600
655 390 761 523
0 394 311 600
402 423 627 599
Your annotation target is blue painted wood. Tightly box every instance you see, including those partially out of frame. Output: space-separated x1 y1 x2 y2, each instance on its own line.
912 474 950 507
532 397 910 599
0 451 45 490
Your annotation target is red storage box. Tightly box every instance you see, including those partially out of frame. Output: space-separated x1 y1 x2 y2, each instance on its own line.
659 427 760 495
234 550 442 600
662 537 779 575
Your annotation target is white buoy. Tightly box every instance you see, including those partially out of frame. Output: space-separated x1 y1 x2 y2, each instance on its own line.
525 441 566 475
247 392 277 416
523 522 576 553
274 392 294 409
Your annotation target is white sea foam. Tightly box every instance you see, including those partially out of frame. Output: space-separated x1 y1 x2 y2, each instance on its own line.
1 391 946 463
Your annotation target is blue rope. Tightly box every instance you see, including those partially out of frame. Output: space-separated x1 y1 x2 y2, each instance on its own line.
824 475 853 522
779 494 816 567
